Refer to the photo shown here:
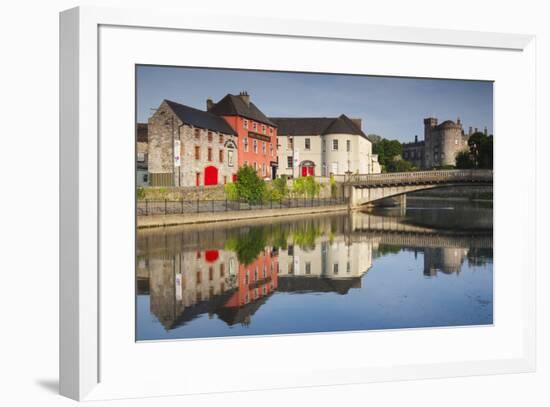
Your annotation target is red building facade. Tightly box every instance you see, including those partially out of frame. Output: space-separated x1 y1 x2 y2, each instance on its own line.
224 249 279 309
208 92 278 179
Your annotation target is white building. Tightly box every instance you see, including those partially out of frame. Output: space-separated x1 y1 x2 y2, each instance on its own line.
270 115 380 178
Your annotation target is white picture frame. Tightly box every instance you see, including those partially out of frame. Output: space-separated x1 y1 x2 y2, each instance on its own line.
60 6 536 402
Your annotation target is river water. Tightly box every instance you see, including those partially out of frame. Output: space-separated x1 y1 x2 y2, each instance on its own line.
136 198 493 340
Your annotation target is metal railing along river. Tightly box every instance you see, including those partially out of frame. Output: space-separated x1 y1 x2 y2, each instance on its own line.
137 196 347 216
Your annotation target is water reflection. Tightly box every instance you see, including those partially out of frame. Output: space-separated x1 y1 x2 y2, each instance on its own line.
137 203 493 340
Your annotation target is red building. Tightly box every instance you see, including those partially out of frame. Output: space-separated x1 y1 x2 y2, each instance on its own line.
208 92 278 179
224 249 279 309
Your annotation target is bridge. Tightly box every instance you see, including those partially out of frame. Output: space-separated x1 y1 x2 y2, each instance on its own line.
344 169 493 207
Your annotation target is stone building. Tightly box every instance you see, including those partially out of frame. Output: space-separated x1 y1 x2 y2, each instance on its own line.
270 115 381 178
402 117 485 169
147 99 238 187
208 92 278 180
136 123 149 186
401 135 424 169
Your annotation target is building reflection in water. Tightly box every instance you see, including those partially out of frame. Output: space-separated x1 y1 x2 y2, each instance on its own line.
137 212 492 332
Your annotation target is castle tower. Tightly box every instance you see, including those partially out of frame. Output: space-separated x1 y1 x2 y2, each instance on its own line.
423 118 438 168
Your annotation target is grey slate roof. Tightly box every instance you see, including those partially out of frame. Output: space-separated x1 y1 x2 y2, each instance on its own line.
164 99 236 135
208 94 277 127
270 114 369 140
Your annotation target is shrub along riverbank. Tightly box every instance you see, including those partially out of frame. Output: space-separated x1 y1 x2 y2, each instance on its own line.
137 165 342 203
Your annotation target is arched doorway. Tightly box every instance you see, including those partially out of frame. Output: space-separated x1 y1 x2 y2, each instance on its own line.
204 166 218 185
300 160 315 177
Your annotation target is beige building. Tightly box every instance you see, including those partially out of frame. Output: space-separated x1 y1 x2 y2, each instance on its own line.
270 115 380 178
276 233 373 294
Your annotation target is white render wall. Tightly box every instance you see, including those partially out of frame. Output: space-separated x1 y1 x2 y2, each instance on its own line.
276 133 378 177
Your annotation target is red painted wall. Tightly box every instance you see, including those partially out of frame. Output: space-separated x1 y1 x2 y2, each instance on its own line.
222 115 278 179
224 250 278 308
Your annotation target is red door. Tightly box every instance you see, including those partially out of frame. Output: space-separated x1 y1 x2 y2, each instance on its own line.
308 166 314 176
204 166 218 186
301 166 307 177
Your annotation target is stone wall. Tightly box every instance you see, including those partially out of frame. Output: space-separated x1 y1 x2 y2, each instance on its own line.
148 100 238 187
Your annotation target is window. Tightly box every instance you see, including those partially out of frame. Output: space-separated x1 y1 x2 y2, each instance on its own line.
262 142 266 154
195 172 201 186
270 143 273 156
137 152 145 162
253 162 258 171
194 146 200 160
333 263 339 275
253 139 258 153
346 262 351 273
207 132 213 142
288 138 293 150
194 128 200 139
262 125 266 134
219 134 224 143
219 149 224 163
220 263 225 277
331 162 338 174
269 127 273 134
207 147 212 161
305 138 310 150
322 140 326 152
262 163 266 176
243 137 248 152
244 160 248 166
346 140 351 152
227 149 234 167
253 122 257 130
305 262 311 275
332 139 339 151
287 156 293 169
143 173 148 182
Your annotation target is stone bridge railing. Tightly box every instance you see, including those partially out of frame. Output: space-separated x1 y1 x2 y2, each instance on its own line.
346 169 493 187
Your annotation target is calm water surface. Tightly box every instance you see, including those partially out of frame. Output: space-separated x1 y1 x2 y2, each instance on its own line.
136 199 493 340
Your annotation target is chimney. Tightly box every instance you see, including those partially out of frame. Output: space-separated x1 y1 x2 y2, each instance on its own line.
457 117 461 126
414 135 418 143
468 126 472 136
475 127 478 133
351 118 362 130
239 91 250 107
206 98 214 111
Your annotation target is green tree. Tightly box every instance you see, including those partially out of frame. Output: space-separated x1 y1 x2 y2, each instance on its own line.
385 159 416 173
292 176 321 198
270 176 289 202
235 165 266 204
224 227 267 265
372 138 403 168
455 150 476 169
468 132 493 169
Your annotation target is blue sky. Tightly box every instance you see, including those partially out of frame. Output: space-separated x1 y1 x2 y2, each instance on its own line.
137 65 493 143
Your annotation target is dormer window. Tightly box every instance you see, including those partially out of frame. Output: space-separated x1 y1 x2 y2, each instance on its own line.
243 119 248 129
253 122 257 131
262 125 266 134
